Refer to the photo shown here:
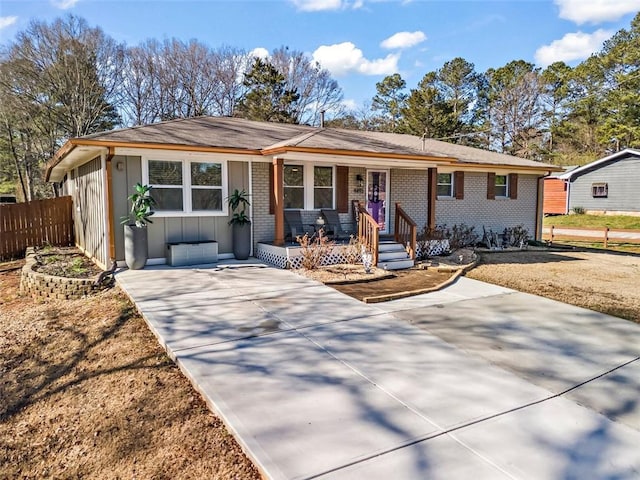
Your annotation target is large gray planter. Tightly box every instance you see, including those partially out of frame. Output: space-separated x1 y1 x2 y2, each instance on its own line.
232 222 251 260
124 225 148 270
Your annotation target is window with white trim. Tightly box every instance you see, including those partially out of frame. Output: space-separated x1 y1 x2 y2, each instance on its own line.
437 173 453 197
145 156 227 215
592 182 608 198
284 163 334 210
284 165 304 209
495 174 508 198
314 166 333 208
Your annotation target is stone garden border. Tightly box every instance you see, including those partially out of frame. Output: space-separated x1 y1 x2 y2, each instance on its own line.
20 247 101 300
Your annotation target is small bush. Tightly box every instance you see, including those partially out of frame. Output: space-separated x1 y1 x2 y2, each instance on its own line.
340 235 362 265
447 223 479 250
572 206 585 215
296 229 335 270
502 225 530 248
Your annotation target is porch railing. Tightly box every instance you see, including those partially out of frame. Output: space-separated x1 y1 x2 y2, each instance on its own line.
355 201 380 265
394 202 417 260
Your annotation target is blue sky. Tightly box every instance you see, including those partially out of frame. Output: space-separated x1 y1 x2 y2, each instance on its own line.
1 0 639 111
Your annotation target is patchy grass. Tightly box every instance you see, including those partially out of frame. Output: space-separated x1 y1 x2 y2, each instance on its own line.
0 262 260 480
544 214 640 230
466 250 640 323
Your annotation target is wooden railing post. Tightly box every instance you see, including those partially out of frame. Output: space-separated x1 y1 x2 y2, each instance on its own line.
604 227 609 249
394 202 417 260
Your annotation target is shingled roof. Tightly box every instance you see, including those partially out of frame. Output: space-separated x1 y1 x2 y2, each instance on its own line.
47 116 558 181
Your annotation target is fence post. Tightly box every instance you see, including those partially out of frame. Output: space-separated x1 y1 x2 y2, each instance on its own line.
550 225 554 243
604 227 609 249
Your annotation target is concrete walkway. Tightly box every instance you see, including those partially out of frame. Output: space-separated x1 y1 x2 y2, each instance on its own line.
116 262 640 480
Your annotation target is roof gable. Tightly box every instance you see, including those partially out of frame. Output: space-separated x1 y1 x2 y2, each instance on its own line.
559 148 640 180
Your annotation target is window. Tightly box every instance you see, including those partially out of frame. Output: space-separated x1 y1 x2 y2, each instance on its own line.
145 155 227 216
149 160 184 211
495 174 508 197
190 162 223 211
314 166 333 208
283 164 334 210
437 173 453 197
592 182 608 198
284 165 304 209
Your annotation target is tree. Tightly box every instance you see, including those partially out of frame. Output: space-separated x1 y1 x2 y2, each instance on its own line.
0 15 122 199
399 72 457 139
270 46 343 125
371 73 407 132
540 61 572 159
235 57 300 123
483 60 544 159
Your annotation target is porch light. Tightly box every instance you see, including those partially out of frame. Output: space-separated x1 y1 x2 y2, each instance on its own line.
355 174 364 188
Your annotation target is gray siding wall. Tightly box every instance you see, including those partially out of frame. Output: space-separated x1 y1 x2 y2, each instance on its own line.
74 156 108 266
569 156 640 213
436 172 538 236
111 156 248 260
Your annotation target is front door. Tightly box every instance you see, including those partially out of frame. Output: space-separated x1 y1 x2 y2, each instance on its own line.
366 170 389 233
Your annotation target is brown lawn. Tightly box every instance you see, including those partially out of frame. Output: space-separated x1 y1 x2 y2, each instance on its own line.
466 249 640 323
0 262 260 480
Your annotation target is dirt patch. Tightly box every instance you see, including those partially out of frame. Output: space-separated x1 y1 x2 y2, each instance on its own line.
296 264 394 284
331 268 454 301
32 246 103 279
295 249 476 302
466 249 640 323
0 262 259 479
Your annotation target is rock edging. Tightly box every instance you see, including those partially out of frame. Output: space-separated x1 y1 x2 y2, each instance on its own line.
20 247 98 300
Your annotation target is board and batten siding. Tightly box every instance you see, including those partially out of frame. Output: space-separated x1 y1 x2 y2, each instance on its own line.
436 172 539 236
111 156 249 261
568 155 640 214
73 156 108 267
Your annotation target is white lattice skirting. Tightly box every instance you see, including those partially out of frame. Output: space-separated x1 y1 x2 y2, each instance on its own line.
257 240 450 269
256 243 359 269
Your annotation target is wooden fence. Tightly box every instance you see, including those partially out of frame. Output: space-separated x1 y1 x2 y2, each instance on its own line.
543 225 640 248
0 196 74 260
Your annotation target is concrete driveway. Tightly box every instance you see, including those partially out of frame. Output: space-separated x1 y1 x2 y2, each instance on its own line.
116 262 640 480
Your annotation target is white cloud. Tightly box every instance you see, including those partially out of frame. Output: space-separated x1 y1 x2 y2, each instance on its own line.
312 42 399 76
535 29 611 66
342 99 358 110
249 47 269 59
0 16 18 30
291 0 364 11
52 0 80 9
380 31 426 50
555 0 640 24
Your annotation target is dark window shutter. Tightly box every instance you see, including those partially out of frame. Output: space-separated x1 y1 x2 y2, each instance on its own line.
487 172 496 200
509 173 518 200
269 163 275 214
336 166 349 213
454 171 464 200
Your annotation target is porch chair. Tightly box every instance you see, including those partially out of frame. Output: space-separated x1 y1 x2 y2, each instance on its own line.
284 210 313 244
320 209 356 241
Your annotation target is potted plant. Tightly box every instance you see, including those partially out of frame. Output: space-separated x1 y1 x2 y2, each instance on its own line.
228 189 251 260
120 183 155 270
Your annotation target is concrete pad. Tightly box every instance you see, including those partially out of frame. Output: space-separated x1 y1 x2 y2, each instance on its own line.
452 396 640 479
175 331 442 480
250 283 388 329
563 359 640 432
380 277 513 312
324 434 513 479
129 292 292 352
299 317 551 430
392 292 640 389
